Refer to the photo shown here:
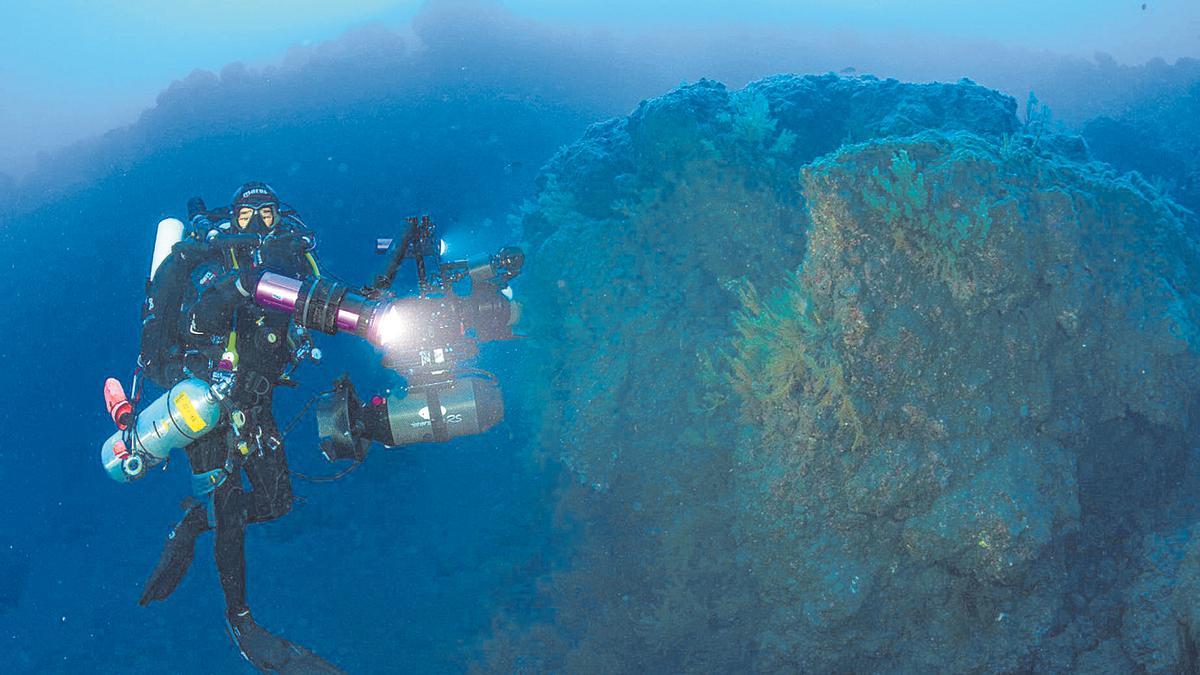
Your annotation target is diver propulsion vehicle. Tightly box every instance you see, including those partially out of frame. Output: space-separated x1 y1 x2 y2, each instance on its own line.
310 373 506 463
100 212 523 481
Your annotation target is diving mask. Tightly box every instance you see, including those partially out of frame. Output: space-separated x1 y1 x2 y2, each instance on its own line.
235 204 277 231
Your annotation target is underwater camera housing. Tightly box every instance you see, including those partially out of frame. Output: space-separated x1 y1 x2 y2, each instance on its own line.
256 215 523 460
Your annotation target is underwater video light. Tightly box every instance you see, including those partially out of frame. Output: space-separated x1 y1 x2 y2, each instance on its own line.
254 272 399 346
253 267 518 357
250 232 523 378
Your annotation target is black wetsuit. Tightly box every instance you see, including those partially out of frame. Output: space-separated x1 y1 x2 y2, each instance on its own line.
164 224 318 617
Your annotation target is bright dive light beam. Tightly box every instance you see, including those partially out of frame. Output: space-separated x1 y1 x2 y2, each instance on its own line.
371 303 409 346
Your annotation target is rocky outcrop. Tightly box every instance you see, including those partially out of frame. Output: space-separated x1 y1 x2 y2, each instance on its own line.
499 73 1198 671
491 71 1200 672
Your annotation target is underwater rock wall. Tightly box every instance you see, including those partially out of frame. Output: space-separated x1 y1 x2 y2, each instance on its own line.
493 74 1044 670
495 73 1200 672
521 74 1018 249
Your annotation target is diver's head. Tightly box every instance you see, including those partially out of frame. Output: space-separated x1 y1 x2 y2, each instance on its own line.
231 181 279 233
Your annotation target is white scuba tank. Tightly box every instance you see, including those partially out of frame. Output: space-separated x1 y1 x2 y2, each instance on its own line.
149 217 184 280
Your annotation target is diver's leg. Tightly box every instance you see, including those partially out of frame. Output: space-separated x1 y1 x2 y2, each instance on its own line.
218 421 341 672
138 435 221 606
216 473 343 673
212 416 291 614
212 476 250 616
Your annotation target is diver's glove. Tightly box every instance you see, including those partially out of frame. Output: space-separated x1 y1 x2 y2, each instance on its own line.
186 270 252 336
232 267 263 298
225 610 344 674
139 499 209 606
195 268 263 308
265 229 314 253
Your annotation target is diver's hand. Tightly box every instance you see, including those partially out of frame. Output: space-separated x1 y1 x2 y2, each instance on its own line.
265 230 316 259
207 268 263 298
233 268 264 298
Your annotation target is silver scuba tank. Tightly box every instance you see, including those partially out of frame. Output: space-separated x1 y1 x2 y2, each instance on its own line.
100 378 226 482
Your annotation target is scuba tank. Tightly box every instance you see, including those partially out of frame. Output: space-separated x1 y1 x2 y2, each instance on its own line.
140 217 192 389
101 212 217 483
149 218 184 281
100 377 228 482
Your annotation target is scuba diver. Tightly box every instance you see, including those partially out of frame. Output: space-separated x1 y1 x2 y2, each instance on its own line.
99 181 524 672
135 182 342 673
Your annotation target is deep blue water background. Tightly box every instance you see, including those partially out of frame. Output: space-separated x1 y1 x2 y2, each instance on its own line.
0 43 592 670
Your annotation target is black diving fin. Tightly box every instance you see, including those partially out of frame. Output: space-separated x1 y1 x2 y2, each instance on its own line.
139 500 208 606
226 610 345 674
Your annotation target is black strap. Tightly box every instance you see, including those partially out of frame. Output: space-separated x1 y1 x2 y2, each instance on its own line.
426 388 449 442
